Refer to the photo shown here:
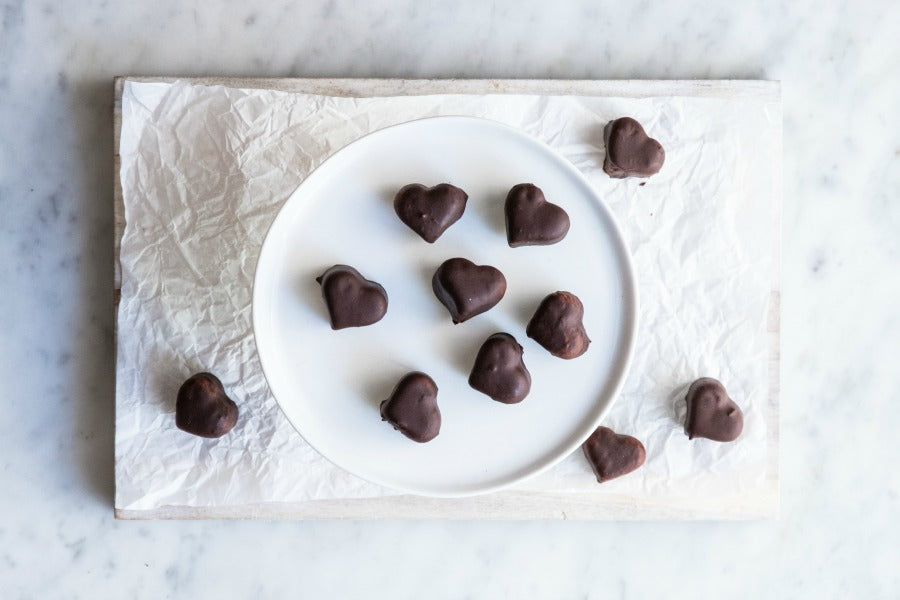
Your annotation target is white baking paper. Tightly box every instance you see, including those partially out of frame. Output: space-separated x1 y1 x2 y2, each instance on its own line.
116 80 778 512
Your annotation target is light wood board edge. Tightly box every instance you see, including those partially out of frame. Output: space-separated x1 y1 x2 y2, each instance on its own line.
768 88 783 514
115 77 780 101
113 78 781 520
114 76 124 300
115 483 777 520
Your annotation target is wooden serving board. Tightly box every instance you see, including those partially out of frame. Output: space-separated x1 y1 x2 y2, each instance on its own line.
114 78 780 519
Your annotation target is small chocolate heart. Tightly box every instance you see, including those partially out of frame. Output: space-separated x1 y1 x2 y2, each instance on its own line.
316 265 388 330
394 183 468 243
380 372 441 443
603 117 665 178
582 426 646 483
468 333 532 404
526 291 590 359
175 372 239 438
504 183 570 247
432 257 506 324
684 377 743 442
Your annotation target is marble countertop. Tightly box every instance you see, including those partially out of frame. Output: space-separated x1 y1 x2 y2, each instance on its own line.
1 0 897 597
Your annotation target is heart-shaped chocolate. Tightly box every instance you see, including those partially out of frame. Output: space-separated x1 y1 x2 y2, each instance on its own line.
316 264 388 330
504 183 570 247
468 332 532 404
432 257 506 324
175 372 239 438
582 426 646 483
526 291 590 359
394 183 468 243
684 377 743 442
380 372 441 443
603 117 665 178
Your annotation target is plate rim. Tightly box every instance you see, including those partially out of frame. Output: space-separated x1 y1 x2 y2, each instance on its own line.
252 115 639 497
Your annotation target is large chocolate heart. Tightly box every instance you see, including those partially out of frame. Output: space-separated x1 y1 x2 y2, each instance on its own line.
582 426 646 483
176 372 239 438
526 291 590 359
380 372 441 443
316 265 388 330
394 183 468 243
684 377 743 442
504 183 570 247
468 332 532 404
432 257 506 324
603 117 665 178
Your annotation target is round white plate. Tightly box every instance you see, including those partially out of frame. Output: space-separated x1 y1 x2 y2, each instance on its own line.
253 116 637 497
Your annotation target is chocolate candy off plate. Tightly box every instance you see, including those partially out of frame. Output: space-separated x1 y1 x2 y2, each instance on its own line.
316 264 388 330
526 291 591 359
603 117 665 178
582 426 646 483
468 332 531 404
394 183 468 243
175 372 239 438
432 257 506 324
504 183 570 247
684 377 743 442
380 372 442 443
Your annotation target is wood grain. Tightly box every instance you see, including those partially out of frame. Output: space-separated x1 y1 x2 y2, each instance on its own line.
114 78 780 520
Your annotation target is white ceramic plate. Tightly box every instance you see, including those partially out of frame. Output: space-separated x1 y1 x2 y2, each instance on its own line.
253 116 637 497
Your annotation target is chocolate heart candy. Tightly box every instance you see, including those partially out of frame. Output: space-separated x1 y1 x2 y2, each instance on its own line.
582 426 646 483
175 372 239 438
526 291 590 359
316 265 388 330
468 332 532 404
684 377 743 442
432 258 506 324
504 183 570 247
380 372 441 443
603 117 665 178
394 183 468 243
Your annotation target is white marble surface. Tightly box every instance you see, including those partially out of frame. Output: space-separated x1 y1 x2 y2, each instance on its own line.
0 0 897 597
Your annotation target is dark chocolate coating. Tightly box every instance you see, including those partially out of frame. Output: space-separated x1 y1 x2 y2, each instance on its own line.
526 291 590 359
582 426 646 483
394 183 468 243
504 183 570 247
468 333 532 404
175 372 239 438
603 117 665 178
432 258 506 324
316 265 388 330
684 377 743 442
380 372 441 443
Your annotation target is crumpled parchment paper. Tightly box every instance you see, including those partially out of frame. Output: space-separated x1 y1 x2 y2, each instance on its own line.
116 80 778 512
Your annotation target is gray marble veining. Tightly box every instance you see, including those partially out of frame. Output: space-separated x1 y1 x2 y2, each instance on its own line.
1 0 898 597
